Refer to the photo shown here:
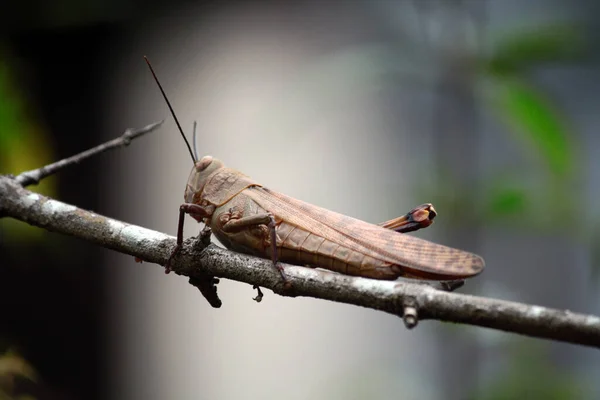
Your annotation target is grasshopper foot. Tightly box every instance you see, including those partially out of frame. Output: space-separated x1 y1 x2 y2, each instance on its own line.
439 279 464 292
275 263 290 286
165 247 179 274
266 212 292 291
252 285 264 302
199 224 212 246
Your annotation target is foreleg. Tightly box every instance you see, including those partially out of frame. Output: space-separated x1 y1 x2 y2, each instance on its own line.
165 203 214 274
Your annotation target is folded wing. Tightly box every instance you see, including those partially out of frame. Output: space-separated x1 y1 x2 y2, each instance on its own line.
245 187 484 279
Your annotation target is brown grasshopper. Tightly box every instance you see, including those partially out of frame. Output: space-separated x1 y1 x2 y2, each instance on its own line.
143 57 484 288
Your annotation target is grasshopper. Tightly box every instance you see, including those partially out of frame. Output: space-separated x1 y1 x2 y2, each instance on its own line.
143 57 484 289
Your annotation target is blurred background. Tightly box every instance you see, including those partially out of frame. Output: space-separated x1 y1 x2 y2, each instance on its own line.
1 0 600 399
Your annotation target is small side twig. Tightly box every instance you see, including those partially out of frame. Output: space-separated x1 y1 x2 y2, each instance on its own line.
15 120 164 187
189 275 222 308
402 297 419 329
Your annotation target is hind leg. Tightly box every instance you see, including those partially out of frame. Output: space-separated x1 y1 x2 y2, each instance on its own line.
378 203 437 233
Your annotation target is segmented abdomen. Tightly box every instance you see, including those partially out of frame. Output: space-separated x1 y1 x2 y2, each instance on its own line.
273 221 400 280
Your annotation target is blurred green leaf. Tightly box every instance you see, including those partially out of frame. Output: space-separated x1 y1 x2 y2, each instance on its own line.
0 350 37 383
0 63 22 148
484 76 573 178
0 349 37 400
0 48 57 245
485 24 584 75
486 186 528 218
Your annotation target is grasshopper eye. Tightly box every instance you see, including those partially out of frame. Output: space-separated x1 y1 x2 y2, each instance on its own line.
196 155 213 171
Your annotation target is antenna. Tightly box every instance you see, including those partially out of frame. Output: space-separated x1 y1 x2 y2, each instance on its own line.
143 56 197 164
192 120 199 162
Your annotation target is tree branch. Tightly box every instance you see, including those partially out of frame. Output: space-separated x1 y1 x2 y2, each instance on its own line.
1 174 600 349
2 121 600 349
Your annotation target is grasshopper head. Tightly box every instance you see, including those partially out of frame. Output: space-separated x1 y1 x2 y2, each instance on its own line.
184 155 224 203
